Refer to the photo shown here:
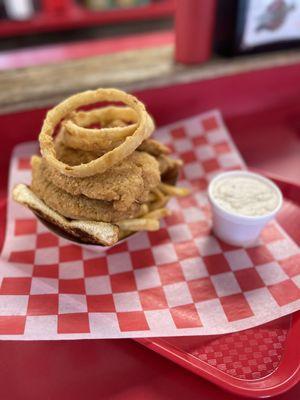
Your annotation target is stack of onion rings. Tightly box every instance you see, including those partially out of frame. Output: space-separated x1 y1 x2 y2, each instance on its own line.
63 106 139 152
39 88 154 178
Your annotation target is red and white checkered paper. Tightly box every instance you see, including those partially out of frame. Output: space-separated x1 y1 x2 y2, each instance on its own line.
1 110 299 340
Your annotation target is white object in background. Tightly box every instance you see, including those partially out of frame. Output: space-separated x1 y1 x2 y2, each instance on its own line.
242 0 300 48
208 170 283 246
4 0 34 20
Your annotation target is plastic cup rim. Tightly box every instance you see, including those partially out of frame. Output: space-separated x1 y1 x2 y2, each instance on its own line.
208 170 283 223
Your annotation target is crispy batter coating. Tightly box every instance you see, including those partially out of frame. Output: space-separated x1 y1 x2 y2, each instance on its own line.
55 132 100 165
157 155 182 175
54 132 170 165
138 139 170 156
39 151 160 212
39 88 155 178
157 155 182 185
31 157 142 223
31 132 180 222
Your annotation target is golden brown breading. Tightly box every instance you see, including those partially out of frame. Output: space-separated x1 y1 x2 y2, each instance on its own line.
157 155 182 185
54 133 180 185
157 155 182 175
39 151 160 212
55 131 170 165
138 139 171 156
31 157 142 223
55 132 100 165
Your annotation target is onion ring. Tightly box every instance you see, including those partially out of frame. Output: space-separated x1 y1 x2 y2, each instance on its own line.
39 88 154 177
62 106 139 152
70 106 137 126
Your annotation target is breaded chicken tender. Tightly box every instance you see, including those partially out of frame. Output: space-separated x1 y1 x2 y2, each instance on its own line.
138 139 171 156
31 157 142 223
38 151 160 212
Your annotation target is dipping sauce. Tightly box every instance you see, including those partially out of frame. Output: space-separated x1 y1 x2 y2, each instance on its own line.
211 175 279 217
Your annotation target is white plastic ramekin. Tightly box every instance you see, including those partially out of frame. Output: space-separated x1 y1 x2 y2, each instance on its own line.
208 170 283 247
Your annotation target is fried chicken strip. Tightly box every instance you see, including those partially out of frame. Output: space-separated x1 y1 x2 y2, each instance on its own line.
138 138 171 156
157 155 182 185
31 157 143 223
38 150 160 212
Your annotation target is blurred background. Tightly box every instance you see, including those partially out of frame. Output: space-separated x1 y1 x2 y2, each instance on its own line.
0 0 174 54
1 0 300 67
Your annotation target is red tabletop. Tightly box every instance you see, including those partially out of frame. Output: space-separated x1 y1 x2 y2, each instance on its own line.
0 339 298 399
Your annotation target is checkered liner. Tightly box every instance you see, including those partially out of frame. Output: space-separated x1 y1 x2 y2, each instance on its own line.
0 110 299 339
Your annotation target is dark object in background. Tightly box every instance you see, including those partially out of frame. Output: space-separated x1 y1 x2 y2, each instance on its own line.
0 1 8 20
175 0 216 64
215 0 300 56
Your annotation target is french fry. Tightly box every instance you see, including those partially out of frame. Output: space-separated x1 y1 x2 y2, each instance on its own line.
159 183 190 197
151 187 165 201
149 195 171 211
144 208 171 219
137 204 149 217
118 229 132 240
117 218 160 232
148 192 157 202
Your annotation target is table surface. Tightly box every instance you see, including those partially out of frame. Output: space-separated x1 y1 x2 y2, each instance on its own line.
1 41 300 114
0 338 298 400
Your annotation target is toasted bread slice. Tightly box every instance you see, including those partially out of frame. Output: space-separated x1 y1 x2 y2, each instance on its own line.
12 184 119 246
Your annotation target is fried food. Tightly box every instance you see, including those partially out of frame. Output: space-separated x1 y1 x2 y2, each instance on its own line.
144 208 172 219
13 88 189 246
55 130 100 165
68 106 137 128
56 131 175 165
12 184 119 246
157 155 183 185
56 130 181 184
117 218 160 232
159 183 190 197
63 106 138 152
138 139 171 156
36 150 160 212
148 192 171 211
31 156 142 223
157 155 182 174
39 88 154 177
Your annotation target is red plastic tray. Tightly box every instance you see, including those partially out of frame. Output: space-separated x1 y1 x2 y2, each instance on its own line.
136 175 300 397
0 62 300 399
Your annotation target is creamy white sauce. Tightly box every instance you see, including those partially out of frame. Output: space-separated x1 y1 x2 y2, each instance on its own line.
212 176 279 216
